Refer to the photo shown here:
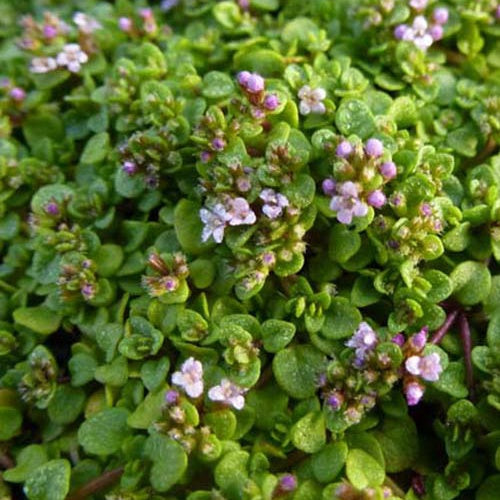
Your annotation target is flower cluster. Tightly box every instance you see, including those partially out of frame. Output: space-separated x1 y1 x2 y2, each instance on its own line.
393 327 443 405
237 71 280 116
394 5 449 51
118 8 160 37
323 137 394 224
30 43 88 73
142 252 189 297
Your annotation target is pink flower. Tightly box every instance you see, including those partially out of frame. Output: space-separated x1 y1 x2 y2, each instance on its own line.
298 85 326 115
336 140 353 158
171 357 204 398
208 378 246 409
330 181 368 224
405 381 425 406
200 203 231 243
365 138 384 158
226 197 256 226
405 352 442 382
259 189 289 219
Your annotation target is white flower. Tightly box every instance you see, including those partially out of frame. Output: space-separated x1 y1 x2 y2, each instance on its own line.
171 357 204 398
73 12 101 34
56 43 88 73
298 85 326 115
409 0 428 11
30 57 57 74
405 352 443 382
200 203 231 243
226 197 256 226
208 378 246 410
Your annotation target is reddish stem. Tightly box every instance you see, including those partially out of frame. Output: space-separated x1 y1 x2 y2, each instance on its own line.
67 467 124 500
0 451 14 470
430 310 459 345
459 313 475 400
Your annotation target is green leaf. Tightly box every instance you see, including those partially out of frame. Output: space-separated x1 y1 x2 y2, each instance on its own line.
273 345 325 399
141 358 170 392
0 212 20 240
23 459 70 500
13 306 61 336
291 411 326 453
94 244 124 278
174 199 213 255
234 49 285 76
47 385 85 424
0 407 22 440
202 71 235 99
329 225 361 264
345 449 385 490
261 319 296 353
214 450 249 497
450 261 491 305
96 323 123 363
283 174 315 208
204 410 237 440
145 433 188 492
128 387 166 430
321 298 361 339
81 132 110 164
68 353 98 387
335 99 376 139
433 361 468 398
373 416 418 473
477 475 500 500
78 407 131 455
3 445 48 483
311 441 348 483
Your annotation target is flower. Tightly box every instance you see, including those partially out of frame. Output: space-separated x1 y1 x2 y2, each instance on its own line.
122 161 137 175
433 7 449 25
43 24 58 39
118 17 133 32
200 203 231 243
405 381 425 406
326 392 344 410
56 44 88 72
208 378 246 409
171 357 204 398
165 389 179 405
259 188 289 219
30 57 57 74
279 474 297 492
161 0 179 11
322 178 336 196
263 93 279 111
367 190 386 208
336 140 353 158
211 137 226 151
44 201 60 216
298 85 326 115
329 181 368 224
226 197 256 226
9 87 26 101
73 12 101 33
380 161 397 179
409 0 428 11
365 138 384 158
429 24 444 41
405 352 442 382
346 322 378 366
410 327 428 350
391 333 405 346
237 71 265 93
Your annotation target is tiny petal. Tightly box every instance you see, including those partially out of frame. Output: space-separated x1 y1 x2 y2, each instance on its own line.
429 24 444 41
367 190 386 209
433 7 449 25
365 138 384 158
405 355 422 376
336 140 353 158
405 382 424 406
380 161 397 179
322 178 336 196
264 94 279 110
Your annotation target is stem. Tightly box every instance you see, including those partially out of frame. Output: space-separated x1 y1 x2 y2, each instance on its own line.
0 280 17 293
67 467 124 500
0 451 14 470
384 476 406 498
430 310 459 345
463 136 498 169
255 363 274 389
459 313 475 400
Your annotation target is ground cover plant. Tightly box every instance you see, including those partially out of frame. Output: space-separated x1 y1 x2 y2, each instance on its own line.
0 0 499 498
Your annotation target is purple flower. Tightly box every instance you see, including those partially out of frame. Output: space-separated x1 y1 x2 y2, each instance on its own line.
163 276 178 292
211 137 226 151
118 17 133 32
279 474 297 492
81 283 96 300
405 352 442 382
329 181 368 224
322 178 336 196
391 333 405 346
44 201 60 216
429 24 444 41
9 87 26 101
394 24 408 40
161 0 179 11
346 321 378 366
336 140 353 158
263 93 279 111
261 251 276 267
171 357 204 398
420 203 432 216
433 7 449 25
43 24 58 39
367 190 386 209
259 188 289 219
326 392 343 410
410 327 428 350
122 160 137 175
199 203 231 243
365 138 384 158
200 151 212 163
208 378 246 410
226 197 256 226
237 71 265 93
405 381 424 406
165 389 179 405
379 161 397 180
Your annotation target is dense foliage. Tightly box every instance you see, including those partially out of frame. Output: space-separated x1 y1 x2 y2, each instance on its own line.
0 0 499 498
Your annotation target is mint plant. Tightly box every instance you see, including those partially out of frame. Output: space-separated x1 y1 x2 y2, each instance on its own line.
0 0 499 499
